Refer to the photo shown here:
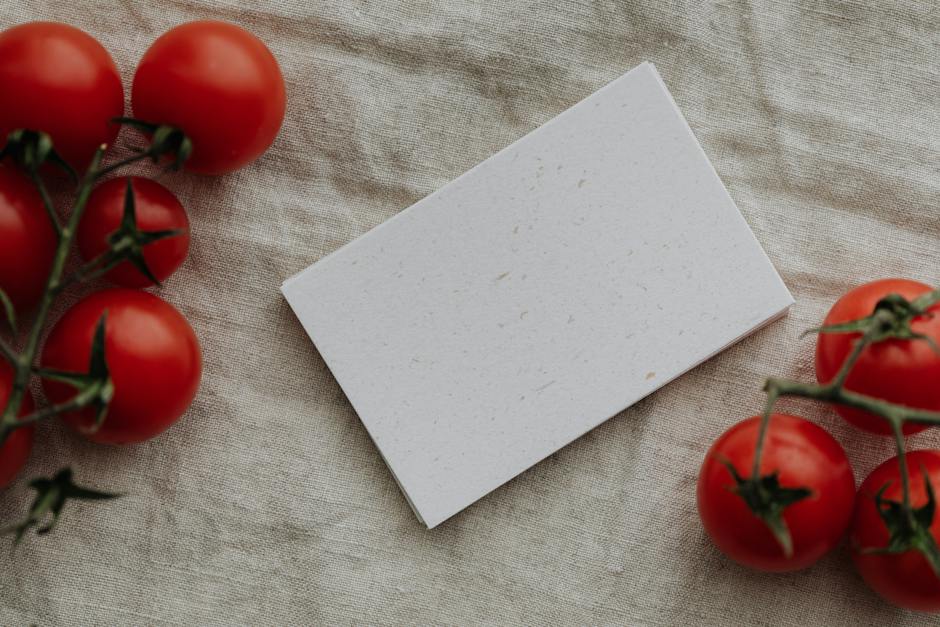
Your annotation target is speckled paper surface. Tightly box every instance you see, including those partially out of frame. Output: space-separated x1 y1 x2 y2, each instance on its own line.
283 63 793 527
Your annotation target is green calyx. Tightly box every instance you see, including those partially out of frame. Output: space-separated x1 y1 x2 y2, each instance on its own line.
75 178 182 286
33 312 113 432
806 290 940 353
0 129 76 179
1 468 120 545
112 117 192 171
861 469 940 577
722 460 812 557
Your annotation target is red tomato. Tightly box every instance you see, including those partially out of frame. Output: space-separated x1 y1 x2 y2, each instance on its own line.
42 289 201 444
697 414 856 572
851 451 940 612
815 279 940 436
78 177 190 288
0 165 57 312
0 22 123 170
0 360 35 489
132 21 286 174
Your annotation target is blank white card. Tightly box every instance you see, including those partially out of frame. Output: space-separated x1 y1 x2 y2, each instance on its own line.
283 62 793 528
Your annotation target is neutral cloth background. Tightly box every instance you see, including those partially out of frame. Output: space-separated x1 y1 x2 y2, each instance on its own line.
1 1 938 625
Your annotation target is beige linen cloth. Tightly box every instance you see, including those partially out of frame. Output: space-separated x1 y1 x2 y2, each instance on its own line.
1 1 939 625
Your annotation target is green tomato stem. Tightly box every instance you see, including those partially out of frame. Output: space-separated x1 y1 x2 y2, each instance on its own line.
750 328 877 482
94 151 151 179
0 145 106 446
750 390 779 478
764 377 940 427
891 420 915 527
11 384 105 429
26 169 62 236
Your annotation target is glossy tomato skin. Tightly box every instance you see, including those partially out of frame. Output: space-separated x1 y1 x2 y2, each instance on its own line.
851 451 940 612
132 20 286 174
815 279 940 436
0 22 123 170
698 414 856 572
42 289 201 444
0 361 35 489
78 177 190 288
0 166 57 312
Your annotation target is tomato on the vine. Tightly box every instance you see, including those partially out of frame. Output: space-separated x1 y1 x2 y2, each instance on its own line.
131 20 286 174
697 414 856 572
0 165 57 312
0 361 35 489
0 22 123 170
42 289 201 445
851 450 940 612
78 177 190 288
815 279 940 436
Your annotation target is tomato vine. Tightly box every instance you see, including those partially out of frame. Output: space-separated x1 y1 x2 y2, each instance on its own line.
0 124 187 541
739 288 940 571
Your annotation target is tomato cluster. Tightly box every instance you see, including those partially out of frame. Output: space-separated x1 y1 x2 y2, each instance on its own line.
698 279 940 612
0 22 284 484
0 21 284 174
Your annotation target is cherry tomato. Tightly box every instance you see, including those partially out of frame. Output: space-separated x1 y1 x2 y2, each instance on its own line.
698 414 856 572
132 21 286 175
815 279 940 436
42 289 201 445
78 177 190 288
0 360 35 489
0 22 123 170
0 165 57 312
851 450 940 612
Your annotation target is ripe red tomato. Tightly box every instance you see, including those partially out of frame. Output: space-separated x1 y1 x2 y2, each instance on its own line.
851 450 940 612
697 414 856 572
132 21 286 175
78 177 190 288
42 289 201 445
815 279 940 436
0 165 57 312
0 22 123 170
0 360 35 489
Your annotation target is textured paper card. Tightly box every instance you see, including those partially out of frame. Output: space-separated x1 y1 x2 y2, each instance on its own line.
283 62 793 528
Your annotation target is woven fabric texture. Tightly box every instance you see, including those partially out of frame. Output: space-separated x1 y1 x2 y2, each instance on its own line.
1 1 939 625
